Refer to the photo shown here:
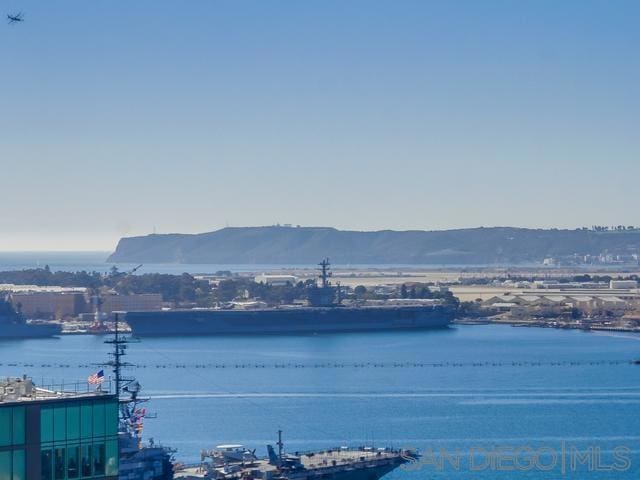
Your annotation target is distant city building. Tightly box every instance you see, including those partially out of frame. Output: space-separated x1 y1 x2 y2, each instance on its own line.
0 285 86 294
7 292 165 320
9 292 88 319
254 274 298 286
0 376 118 480
531 281 609 290
609 280 638 290
230 300 269 309
483 293 631 317
101 294 163 314
386 298 438 305
490 302 519 312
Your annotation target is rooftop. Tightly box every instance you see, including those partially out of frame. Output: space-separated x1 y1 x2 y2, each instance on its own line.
0 376 112 405
1 284 87 293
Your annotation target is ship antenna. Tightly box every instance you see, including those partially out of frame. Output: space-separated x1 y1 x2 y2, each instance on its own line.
277 429 284 462
319 258 331 288
114 313 121 394
104 312 137 415
105 312 131 397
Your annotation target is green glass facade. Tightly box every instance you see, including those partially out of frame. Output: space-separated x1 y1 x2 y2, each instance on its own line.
0 396 117 480
0 405 26 480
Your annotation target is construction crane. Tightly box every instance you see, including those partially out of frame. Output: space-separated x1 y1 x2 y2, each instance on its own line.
89 264 143 333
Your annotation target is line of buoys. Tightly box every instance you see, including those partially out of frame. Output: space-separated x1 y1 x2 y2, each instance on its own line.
0 360 633 369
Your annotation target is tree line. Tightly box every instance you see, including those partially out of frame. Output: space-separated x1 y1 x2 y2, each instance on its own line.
0 267 461 308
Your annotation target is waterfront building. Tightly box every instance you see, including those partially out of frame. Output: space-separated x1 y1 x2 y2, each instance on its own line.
0 377 118 480
9 292 88 320
610 280 638 289
254 274 298 286
101 294 163 316
7 292 164 321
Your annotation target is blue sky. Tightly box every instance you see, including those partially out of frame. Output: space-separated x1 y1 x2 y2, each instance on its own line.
1 1 638 250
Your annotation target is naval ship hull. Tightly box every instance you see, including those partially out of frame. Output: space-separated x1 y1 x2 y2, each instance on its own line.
282 462 401 480
0 322 61 339
181 460 404 480
126 305 454 336
312 463 398 480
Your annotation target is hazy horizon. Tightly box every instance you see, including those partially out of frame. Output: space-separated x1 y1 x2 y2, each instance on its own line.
2 1 638 250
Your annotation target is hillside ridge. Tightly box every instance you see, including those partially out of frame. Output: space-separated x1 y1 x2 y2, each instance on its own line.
107 226 640 265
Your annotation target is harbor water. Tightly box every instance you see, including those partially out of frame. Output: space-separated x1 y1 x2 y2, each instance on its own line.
1 324 639 479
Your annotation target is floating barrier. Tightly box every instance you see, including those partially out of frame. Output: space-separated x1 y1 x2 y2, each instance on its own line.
0 360 634 370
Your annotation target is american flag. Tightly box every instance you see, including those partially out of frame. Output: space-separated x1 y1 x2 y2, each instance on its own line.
88 369 104 385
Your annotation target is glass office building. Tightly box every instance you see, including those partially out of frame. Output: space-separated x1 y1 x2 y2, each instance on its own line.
0 404 25 480
0 378 118 480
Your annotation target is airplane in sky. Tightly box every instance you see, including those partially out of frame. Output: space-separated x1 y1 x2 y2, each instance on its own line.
7 12 24 24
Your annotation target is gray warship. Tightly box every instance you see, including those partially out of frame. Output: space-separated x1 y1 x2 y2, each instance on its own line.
0 298 61 338
175 431 418 480
126 260 455 336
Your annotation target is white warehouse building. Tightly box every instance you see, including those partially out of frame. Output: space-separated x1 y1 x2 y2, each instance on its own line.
254 274 298 286
610 280 638 289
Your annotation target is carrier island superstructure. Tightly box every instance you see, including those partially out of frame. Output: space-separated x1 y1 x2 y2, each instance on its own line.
126 259 455 336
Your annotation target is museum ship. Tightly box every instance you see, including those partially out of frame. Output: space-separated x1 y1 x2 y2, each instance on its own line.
175 431 418 480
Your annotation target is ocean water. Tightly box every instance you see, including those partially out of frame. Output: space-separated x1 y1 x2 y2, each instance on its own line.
0 252 313 275
0 251 550 274
1 325 639 479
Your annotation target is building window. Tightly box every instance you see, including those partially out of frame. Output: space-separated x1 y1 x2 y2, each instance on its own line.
105 440 118 477
54 448 65 480
53 407 66 443
105 402 118 437
0 451 11 480
12 450 25 480
92 444 105 476
0 409 11 447
11 408 25 446
0 407 26 448
92 402 105 438
80 445 91 478
67 446 79 479
41 449 53 480
0 447 25 480
66 405 80 441
41 407 54 444
80 405 92 440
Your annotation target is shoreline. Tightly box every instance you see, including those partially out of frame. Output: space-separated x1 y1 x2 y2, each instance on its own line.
455 317 640 334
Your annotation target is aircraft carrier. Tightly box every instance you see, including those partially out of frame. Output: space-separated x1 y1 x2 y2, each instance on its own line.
126 260 455 336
